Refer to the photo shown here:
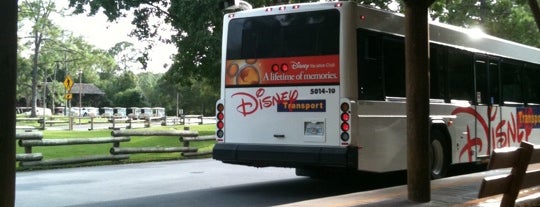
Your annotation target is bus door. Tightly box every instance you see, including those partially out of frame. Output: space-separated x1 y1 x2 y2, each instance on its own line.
474 55 500 158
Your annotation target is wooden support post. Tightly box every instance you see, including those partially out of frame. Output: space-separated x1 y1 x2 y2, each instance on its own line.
403 0 434 203
161 116 167 126
24 146 33 154
39 117 46 130
183 126 190 147
0 0 17 205
144 117 150 128
69 116 74 131
113 140 121 148
126 119 132 129
89 116 94 131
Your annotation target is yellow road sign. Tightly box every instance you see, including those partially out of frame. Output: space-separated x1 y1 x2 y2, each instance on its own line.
63 75 74 90
64 93 72 100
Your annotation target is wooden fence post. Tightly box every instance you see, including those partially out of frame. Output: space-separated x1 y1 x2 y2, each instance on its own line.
182 126 190 147
145 117 150 128
69 116 74 131
89 116 94 131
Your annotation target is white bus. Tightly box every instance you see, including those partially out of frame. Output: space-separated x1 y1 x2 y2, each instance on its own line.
213 1 540 178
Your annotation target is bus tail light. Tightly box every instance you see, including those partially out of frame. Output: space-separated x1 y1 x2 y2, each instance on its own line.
340 101 351 144
216 102 225 141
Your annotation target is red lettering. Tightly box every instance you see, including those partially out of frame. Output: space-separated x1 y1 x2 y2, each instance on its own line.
231 88 298 116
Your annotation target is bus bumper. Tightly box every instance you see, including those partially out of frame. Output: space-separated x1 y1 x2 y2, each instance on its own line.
212 143 357 168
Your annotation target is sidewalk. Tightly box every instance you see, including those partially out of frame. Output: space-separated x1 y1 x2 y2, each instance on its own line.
279 164 540 207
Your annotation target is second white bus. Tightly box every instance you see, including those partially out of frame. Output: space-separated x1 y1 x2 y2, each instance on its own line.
213 1 540 178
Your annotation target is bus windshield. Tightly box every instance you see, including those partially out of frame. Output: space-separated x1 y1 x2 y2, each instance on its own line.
226 9 340 60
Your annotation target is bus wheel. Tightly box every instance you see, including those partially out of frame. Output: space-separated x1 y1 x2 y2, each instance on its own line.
430 129 450 179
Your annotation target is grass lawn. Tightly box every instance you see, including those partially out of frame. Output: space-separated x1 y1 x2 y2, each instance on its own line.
16 124 216 170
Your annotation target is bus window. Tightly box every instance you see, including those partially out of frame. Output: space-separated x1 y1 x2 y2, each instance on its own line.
447 49 474 101
501 60 523 104
430 44 448 101
475 59 488 104
365 35 381 60
357 29 383 100
524 64 540 104
227 10 340 60
489 61 500 105
383 36 405 97
474 56 500 105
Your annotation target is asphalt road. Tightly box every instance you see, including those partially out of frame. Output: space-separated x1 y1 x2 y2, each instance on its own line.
16 159 393 207
16 158 485 207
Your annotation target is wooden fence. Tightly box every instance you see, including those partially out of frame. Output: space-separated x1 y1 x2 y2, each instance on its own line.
107 116 170 130
109 127 214 157
15 128 214 168
17 115 184 131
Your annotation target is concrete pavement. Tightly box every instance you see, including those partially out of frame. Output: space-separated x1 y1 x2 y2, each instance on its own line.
279 164 540 207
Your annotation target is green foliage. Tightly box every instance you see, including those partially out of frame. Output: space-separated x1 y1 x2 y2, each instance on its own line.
108 41 144 72
430 0 540 47
113 88 149 107
18 0 118 113
137 72 161 106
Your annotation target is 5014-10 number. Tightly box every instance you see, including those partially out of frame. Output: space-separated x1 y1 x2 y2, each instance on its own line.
310 88 336 94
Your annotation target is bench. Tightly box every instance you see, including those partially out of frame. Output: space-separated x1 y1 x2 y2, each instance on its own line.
478 141 540 207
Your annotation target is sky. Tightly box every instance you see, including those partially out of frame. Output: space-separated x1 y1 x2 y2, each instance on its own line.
50 2 176 74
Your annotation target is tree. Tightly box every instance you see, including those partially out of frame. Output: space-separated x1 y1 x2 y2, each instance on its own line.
108 41 143 72
355 1 540 48
19 0 59 117
113 88 148 107
18 0 117 116
137 72 161 106
430 0 540 47
97 70 150 107
16 55 33 106
528 0 540 31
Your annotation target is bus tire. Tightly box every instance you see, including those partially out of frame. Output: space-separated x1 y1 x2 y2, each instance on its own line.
430 129 450 179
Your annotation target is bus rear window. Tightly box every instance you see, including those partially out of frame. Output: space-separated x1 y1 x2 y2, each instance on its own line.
226 10 340 60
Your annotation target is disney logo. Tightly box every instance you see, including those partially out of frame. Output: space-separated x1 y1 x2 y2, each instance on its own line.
291 61 309 70
231 88 298 116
